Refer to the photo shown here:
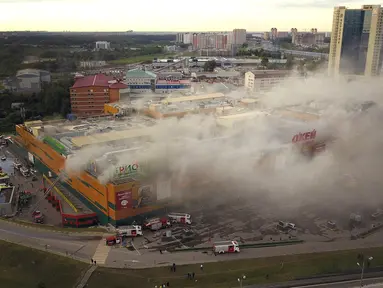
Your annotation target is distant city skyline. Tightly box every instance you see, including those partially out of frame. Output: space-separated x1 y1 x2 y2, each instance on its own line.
1 0 382 32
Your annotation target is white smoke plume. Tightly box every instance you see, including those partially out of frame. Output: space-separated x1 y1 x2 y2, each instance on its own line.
65 72 383 215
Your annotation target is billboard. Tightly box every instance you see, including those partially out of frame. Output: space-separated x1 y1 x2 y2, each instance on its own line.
133 185 155 208
115 190 133 210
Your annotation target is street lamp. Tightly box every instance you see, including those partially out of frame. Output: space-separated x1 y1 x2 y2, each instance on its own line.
237 275 246 288
357 255 373 288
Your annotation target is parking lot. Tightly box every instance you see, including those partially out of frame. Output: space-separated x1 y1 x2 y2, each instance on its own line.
119 183 383 254
0 147 62 225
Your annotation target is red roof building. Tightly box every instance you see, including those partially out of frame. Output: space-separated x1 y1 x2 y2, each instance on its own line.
70 74 128 116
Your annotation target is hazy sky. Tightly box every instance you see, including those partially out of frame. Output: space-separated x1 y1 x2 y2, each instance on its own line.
1 0 381 32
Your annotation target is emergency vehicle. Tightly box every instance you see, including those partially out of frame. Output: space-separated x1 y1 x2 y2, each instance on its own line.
144 217 171 231
106 235 121 246
116 225 143 237
213 241 240 254
168 213 192 225
32 210 44 224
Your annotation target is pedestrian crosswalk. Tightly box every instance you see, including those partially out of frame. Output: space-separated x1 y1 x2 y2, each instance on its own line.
92 238 110 265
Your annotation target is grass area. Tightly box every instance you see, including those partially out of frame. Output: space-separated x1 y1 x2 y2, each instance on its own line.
88 247 383 288
109 54 175 65
0 240 87 288
1 218 106 233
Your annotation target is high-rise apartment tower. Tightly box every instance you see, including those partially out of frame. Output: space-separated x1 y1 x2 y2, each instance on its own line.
328 5 383 77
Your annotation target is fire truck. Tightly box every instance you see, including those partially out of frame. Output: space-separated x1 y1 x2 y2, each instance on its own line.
168 213 192 225
213 240 240 254
144 217 171 231
116 225 143 237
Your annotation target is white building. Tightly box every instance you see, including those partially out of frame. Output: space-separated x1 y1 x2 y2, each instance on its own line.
15 69 51 92
183 33 193 44
95 41 111 50
244 70 302 93
79 61 107 69
124 69 157 94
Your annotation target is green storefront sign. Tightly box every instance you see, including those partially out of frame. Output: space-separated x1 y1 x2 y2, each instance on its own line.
113 162 145 179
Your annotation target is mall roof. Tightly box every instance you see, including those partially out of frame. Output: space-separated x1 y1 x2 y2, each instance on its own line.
71 127 153 148
161 93 225 104
276 109 320 121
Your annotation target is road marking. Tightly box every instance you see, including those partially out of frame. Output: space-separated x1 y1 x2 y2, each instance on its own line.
130 240 141 256
92 238 111 265
172 236 188 249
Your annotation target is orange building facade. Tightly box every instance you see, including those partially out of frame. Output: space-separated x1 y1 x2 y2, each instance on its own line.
14 124 165 226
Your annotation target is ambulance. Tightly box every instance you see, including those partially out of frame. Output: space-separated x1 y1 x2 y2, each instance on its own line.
168 213 192 225
116 225 143 237
213 240 240 254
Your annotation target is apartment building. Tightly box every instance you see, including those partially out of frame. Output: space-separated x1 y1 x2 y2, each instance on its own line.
178 29 245 50
270 28 278 40
70 74 127 116
291 28 325 46
233 29 247 45
328 5 383 76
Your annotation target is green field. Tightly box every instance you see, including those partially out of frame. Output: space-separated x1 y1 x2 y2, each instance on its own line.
3 239 383 288
87 248 383 288
109 54 175 65
0 241 87 288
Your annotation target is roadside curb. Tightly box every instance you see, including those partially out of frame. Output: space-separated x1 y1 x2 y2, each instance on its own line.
0 218 105 236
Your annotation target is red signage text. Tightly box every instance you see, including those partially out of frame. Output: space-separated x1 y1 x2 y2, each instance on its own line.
292 129 316 143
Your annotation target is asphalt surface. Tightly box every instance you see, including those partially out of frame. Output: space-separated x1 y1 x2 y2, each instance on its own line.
0 219 100 261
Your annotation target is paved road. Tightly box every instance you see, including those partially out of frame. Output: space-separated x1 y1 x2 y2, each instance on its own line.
0 220 100 262
104 233 383 268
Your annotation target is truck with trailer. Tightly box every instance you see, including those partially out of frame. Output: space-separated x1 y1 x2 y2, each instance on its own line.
213 240 240 254
168 213 192 225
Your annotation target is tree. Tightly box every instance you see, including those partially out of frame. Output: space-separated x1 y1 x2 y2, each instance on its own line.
203 60 217 72
261 57 269 68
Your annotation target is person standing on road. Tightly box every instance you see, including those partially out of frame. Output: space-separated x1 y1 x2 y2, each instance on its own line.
172 263 176 272
200 264 203 271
